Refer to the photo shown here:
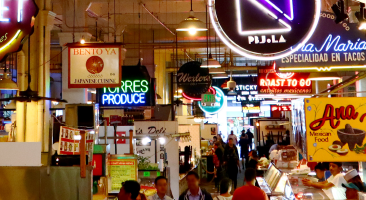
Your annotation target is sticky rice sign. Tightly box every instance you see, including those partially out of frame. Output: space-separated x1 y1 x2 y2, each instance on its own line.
67 43 122 88
305 97 366 162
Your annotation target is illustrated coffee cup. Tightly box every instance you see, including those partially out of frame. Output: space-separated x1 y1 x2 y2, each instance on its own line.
337 128 365 151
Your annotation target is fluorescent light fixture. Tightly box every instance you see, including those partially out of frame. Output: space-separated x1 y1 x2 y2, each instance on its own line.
232 74 258 77
256 94 311 99
209 0 321 60
212 74 228 79
279 65 366 72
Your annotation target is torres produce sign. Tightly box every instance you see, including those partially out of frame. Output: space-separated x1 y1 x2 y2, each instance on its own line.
68 43 122 88
209 0 321 60
305 97 366 162
279 13 366 67
258 66 312 94
177 61 212 100
0 0 38 61
99 65 155 107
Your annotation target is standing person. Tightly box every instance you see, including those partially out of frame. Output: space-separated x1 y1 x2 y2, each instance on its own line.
232 168 269 200
245 129 254 151
214 141 225 190
342 169 366 200
150 176 173 200
227 131 238 145
214 178 233 200
302 162 347 199
246 150 259 170
224 138 241 190
118 180 141 200
179 171 213 200
239 131 249 170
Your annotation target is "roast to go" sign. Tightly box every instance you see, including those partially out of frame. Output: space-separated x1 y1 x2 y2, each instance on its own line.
67 43 122 88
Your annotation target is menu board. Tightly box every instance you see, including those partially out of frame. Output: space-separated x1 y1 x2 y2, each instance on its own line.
109 158 138 193
305 97 366 162
59 126 94 155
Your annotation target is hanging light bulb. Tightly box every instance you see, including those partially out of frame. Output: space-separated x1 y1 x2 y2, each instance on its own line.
80 36 85 44
159 137 166 145
142 137 151 145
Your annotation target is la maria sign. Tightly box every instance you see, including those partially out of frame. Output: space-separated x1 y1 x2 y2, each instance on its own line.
279 13 366 66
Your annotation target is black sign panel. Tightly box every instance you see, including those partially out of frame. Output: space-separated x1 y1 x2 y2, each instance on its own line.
177 61 212 99
279 13 366 67
210 0 320 60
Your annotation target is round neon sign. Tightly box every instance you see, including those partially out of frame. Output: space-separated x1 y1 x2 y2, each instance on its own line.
198 86 226 114
0 0 38 61
209 0 321 60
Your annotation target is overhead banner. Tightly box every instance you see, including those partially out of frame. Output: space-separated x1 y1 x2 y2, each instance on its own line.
0 0 38 61
305 97 366 162
177 61 212 100
258 66 312 94
68 43 122 88
209 0 321 60
279 13 366 67
99 65 155 107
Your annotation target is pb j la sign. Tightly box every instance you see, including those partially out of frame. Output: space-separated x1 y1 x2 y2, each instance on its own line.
209 0 321 60
0 0 38 61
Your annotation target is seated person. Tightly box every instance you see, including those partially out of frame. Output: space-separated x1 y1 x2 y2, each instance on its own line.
315 162 326 182
302 162 347 199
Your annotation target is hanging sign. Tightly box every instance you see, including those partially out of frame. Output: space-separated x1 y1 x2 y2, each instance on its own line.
271 105 292 112
198 86 226 114
234 76 263 103
258 66 312 94
209 0 321 60
177 61 212 100
0 0 38 61
99 65 155 107
279 13 366 67
67 43 122 88
305 97 366 162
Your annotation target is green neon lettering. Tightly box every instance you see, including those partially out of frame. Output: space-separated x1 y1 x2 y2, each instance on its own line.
108 87 119 93
125 80 133 92
141 80 149 93
133 80 141 92
103 87 106 93
120 81 126 93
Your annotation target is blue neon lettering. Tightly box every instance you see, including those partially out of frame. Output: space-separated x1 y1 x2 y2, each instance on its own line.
121 94 127 104
132 93 139 104
102 94 108 104
140 93 145 104
101 93 146 105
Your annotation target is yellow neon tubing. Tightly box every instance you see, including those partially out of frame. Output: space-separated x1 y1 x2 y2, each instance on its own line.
0 29 21 52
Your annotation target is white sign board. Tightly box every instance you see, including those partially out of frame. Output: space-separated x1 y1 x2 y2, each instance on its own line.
68 43 122 88
0 142 41 166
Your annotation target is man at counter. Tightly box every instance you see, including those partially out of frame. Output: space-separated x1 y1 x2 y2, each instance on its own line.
150 176 173 200
314 162 326 182
302 162 347 199
179 171 213 200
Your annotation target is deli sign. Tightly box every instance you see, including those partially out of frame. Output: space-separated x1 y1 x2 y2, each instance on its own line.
68 43 122 88
0 0 38 61
305 97 366 162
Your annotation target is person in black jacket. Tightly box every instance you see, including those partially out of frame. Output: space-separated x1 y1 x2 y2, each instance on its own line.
224 138 241 190
179 171 213 200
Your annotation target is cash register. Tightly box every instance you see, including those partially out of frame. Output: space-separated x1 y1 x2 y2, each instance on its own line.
256 163 295 200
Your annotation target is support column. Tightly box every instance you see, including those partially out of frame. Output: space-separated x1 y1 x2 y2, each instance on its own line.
58 32 92 104
16 51 26 142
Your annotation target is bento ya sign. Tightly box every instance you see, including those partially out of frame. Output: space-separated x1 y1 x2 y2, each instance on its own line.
209 0 321 60
101 80 149 106
0 0 38 61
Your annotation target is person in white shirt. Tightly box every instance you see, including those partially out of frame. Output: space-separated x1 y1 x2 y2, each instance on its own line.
150 176 173 200
214 178 233 200
302 162 347 199
228 131 238 145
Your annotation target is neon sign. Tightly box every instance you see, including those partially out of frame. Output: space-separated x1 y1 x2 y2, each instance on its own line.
271 105 292 112
209 0 321 60
101 79 150 106
0 0 38 61
198 86 226 114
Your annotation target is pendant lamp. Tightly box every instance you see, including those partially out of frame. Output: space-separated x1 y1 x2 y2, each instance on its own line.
201 54 221 68
0 73 18 90
176 0 207 35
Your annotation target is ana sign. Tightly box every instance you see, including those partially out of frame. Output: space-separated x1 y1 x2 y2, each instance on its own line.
258 66 312 94
279 13 366 67
209 0 321 60
198 86 226 114
0 0 38 61
68 43 122 88
305 97 366 162
177 61 212 100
